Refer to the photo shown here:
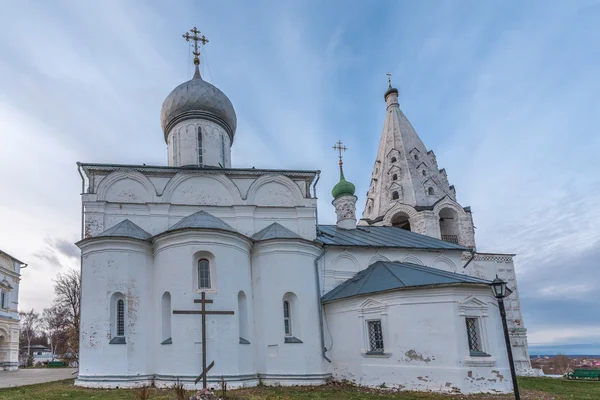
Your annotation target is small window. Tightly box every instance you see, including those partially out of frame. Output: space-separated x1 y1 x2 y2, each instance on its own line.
0 291 6 308
392 191 399 200
368 205 372 214
221 135 226 167
391 157 397 163
198 259 211 289
428 187 434 195
116 299 125 337
197 127 203 166
466 318 482 353
283 300 292 336
422 170 426 176
174 133 179 165
392 174 398 181
414 154 418 160
367 320 384 353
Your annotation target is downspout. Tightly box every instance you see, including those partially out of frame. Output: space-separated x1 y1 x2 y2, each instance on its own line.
314 248 331 362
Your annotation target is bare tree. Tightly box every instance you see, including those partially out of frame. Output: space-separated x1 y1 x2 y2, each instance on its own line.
41 305 67 361
52 269 81 363
551 354 573 375
19 309 39 367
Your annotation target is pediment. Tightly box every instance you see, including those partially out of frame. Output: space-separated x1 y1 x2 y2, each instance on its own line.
408 147 421 154
386 149 400 158
416 162 428 170
359 298 385 310
387 164 401 174
460 296 487 309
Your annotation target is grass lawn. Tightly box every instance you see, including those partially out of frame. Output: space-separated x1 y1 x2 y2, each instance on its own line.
0 378 599 400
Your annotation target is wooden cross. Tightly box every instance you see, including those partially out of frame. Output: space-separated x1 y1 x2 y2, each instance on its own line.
332 140 347 167
182 27 209 66
173 291 234 388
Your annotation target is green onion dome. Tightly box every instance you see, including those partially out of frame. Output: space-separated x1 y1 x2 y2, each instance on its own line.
331 167 356 199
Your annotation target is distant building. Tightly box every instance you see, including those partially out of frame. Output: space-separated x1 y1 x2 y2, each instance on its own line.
29 345 54 365
0 249 26 371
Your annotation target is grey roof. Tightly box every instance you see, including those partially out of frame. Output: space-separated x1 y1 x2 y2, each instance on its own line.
161 73 237 143
322 261 491 303
97 219 152 240
316 225 467 250
252 223 303 241
167 211 237 233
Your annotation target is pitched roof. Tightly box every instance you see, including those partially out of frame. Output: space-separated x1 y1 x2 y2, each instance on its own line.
316 225 467 250
322 261 490 303
167 211 237 233
97 219 152 240
252 223 302 241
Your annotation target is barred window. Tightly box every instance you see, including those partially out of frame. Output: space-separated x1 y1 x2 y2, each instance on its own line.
283 300 292 336
116 299 125 336
198 127 203 166
367 320 384 353
198 259 211 289
466 318 481 352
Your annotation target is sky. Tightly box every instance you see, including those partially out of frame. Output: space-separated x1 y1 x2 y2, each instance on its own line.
1 0 599 351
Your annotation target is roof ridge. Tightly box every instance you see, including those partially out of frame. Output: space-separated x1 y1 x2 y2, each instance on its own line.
381 261 407 286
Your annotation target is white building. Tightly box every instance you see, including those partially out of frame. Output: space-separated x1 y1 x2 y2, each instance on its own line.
0 249 26 371
75 36 532 393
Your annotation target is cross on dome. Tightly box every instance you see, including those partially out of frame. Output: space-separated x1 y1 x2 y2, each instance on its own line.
183 27 209 77
332 140 348 167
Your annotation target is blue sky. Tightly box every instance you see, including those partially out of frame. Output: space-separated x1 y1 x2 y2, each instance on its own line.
1 0 599 350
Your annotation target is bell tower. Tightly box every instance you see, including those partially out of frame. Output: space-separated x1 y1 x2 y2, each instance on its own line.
360 76 475 248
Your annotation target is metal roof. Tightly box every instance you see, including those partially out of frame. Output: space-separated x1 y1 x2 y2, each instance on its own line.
252 223 302 241
97 219 152 241
322 261 491 303
167 211 237 233
316 225 467 250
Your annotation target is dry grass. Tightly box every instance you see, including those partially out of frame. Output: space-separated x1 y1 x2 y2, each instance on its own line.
0 377 598 400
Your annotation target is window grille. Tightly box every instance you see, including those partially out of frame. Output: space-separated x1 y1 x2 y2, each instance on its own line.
283 300 292 336
221 135 226 166
198 259 211 289
198 127 203 166
367 320 384 353
116 299 125 336
466 318 481 352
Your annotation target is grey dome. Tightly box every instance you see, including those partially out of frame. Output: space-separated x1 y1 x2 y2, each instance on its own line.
160 74 237 143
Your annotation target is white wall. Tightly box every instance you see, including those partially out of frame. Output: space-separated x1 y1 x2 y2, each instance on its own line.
0 253 24 371
324 287 512 394
251 240 330 385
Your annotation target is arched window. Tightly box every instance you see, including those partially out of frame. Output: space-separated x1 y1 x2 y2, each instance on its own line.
391 157 397 163
238 291 249 344
282 293 302 343
392 174 398 181
392 191 399 200
174 133 179 165
110 292 126 344
197 127 203 166
283 300 292 336
428 187 435 195
368 205 372 214
161 292 172 344
391 212 411 231
221 135 226 167
198 259 211 289
414 154 418 161
422 170 426 176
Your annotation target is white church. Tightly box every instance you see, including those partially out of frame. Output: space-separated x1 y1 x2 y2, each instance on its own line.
76 30 533 393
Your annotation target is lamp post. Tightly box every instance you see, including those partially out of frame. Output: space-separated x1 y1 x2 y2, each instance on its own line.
491 275 520 400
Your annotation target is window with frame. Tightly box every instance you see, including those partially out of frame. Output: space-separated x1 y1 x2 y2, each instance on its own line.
116 299 125 337
197 127 203 166
0 291 6 308
367 320 384 354
466 317 483 354
198 259 211 289
283 300 292 336
174 133 179 165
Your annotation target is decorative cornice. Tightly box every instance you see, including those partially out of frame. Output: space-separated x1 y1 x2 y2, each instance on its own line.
461 253 514 262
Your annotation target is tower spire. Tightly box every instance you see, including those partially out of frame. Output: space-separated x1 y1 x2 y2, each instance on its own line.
183 27 209 79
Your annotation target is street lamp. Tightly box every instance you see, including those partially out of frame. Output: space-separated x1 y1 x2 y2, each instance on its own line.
491 275 520 400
